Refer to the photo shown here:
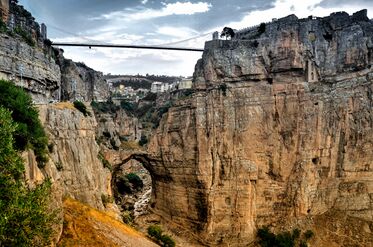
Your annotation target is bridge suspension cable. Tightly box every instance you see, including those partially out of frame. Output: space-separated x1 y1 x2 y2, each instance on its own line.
49 24 209 51
51 42 204 52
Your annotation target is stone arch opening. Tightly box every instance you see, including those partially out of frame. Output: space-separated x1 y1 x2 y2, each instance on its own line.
111 153 157 223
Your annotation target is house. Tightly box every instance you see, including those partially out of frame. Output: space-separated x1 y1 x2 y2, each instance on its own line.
179 78 193 90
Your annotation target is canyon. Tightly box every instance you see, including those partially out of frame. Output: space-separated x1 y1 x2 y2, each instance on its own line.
0 1 372 246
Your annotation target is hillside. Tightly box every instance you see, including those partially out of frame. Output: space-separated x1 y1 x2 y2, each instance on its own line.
58 198 157 247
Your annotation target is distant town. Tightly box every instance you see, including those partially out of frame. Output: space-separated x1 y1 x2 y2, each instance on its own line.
106 75 193 102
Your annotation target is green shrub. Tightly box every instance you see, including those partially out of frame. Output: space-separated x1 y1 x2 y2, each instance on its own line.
126 173 143 191
258 23 266 34
91 100 119 114
0 80 49 168
257 227 277 247
97 152 112 171
116 175 132 194
101 194 113 207
120 100 135 113
147 225 176 247
147 225 163 239
73 100 91 117
115 173 143 195
257 227 314 247
121 210 134 225
0 107 57 246
0 18 7 33
160 234 176 247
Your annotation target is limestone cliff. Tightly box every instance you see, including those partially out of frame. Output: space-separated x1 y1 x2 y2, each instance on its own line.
23 103 113 210
60 59 110 102
142 10 373 246
0 33 60 102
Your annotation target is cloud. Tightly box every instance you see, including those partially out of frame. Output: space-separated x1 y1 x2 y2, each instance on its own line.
156 26 198 39
318 0 373 8
141 0 148 4
95 1 212 21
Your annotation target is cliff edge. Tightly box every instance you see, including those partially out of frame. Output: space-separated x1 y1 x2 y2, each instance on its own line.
144 9 373 246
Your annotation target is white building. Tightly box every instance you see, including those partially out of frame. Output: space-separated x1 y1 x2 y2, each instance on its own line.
179 78 193 90
151 81 170 93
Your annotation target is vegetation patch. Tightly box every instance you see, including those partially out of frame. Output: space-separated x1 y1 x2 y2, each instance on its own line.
101 194 114 207
0 80 49 167
73 100 91 117
0 107 57 246
257 227 314 247
14 26 35 47
147 225 176 247
98 152 112 171
116 173 144 195
0 18 7 33
258 22 266 34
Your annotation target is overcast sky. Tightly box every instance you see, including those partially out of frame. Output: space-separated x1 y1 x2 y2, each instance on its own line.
19 0 373 76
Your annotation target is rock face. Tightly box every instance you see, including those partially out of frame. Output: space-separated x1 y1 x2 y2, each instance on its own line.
0 0 9 22
36 104 112 210
0 34 60 102
60 59 109 102
25 103 111 210
144 10 373 246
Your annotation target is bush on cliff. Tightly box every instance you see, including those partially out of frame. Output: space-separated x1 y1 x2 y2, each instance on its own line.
73 100 91 117
257 227 314 247
0 80 49 167
0 107 56 246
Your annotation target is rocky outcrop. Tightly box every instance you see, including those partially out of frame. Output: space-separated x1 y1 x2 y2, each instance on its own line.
0 0 9 22
23 104 113 211
142 10 373 246
38 104 112 209
60 59 109 102
0 34 60 102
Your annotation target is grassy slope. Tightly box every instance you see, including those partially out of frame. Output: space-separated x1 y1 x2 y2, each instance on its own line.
58 198 158 247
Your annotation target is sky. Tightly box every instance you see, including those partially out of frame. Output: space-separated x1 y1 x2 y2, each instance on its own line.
19 0 373 76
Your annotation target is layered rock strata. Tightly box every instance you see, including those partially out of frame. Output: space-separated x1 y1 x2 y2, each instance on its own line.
60 60 109 102
143 10 373 246
24 104 113 210
0 34 60 102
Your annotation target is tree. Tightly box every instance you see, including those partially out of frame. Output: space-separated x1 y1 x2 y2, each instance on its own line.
0 80 49 167
0 107 57 246
220 27 235 40
258 23 266 34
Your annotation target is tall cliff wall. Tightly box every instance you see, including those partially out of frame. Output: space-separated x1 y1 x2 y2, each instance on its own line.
144 10 373 246
23 104 113 210
60 59 110 102
0 33 60 102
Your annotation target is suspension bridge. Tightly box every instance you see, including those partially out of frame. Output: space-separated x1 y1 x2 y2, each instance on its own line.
51 42 204 52
49 24 211 52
